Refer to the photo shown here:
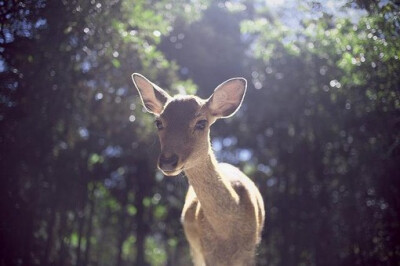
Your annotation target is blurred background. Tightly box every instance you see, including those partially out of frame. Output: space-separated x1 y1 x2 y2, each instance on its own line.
1 0 399 265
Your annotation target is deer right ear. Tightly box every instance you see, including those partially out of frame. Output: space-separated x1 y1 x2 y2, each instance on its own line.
206 77 247 118
132 73 171 115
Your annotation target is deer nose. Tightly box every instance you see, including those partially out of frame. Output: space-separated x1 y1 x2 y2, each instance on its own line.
159 153 179 170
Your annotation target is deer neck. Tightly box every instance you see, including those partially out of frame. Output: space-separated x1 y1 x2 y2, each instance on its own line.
184 148 240 229
184 151 219 183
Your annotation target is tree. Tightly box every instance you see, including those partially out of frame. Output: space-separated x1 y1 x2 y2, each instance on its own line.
1 0 399 265
0 0 196 265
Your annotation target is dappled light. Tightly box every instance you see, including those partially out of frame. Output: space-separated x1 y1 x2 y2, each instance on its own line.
1 0 399 265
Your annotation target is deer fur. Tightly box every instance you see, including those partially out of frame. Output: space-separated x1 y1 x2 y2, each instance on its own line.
132 73 265 266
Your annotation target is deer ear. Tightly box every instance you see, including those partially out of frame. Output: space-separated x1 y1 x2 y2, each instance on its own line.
132 73 171 115
206 78 247 118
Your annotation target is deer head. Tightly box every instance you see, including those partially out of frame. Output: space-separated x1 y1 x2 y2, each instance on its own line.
132 73 246 176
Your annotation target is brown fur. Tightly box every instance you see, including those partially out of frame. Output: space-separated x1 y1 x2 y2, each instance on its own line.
132 74 265 266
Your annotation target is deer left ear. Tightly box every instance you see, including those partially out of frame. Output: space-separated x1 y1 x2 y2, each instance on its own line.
206 77 247 118
132 73 171 115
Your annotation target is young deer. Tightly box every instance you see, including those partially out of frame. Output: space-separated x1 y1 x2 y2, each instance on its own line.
132 73 265 266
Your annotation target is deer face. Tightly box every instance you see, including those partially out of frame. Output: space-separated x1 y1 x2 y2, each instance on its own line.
155 96 210 175
132 73 246 176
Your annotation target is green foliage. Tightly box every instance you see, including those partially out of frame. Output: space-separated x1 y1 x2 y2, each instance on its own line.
145 236 167 266
122 235 137 261
237 1 400 265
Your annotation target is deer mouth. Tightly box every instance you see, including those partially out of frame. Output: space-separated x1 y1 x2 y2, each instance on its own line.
160 167 184 176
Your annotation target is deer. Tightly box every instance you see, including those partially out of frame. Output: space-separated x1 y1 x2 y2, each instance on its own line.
132 73 265 266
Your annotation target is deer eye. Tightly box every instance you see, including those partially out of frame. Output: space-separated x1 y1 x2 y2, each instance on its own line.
195 119 207 130
155 119 164 130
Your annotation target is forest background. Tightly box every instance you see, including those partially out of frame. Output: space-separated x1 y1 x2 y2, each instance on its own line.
1 0 399 265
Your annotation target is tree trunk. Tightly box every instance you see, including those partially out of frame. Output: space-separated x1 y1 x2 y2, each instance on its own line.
116 189 128 266
76 209 85 266
43 205 56 266
136 189 146 266
83 184 96 266
58 211 68 266
135 161 151 266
